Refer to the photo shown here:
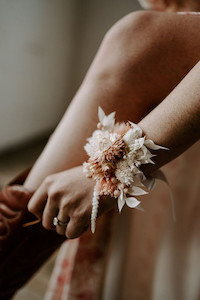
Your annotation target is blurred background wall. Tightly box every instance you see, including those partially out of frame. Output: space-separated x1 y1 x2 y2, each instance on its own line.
0 0 141 152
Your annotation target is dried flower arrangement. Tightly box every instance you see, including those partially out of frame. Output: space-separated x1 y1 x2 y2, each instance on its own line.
83 107 167 233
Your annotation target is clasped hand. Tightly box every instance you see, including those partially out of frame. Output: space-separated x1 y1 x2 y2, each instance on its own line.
28 166 116 239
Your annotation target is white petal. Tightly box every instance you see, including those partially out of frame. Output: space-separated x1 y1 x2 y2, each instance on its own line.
148 158 155 164
98 107 105 123
128 186 148 196
118 194 125 213
123 129 136 145
128 122 143 137
125 197 141 208
141 145 148 156
136 137 145 149
103 112 116 129
144 139 168 150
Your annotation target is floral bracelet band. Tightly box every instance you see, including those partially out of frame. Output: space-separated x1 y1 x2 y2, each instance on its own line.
83 107 168 233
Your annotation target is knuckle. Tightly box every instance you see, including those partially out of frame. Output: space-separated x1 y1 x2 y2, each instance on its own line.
59 200 70 212
49 190 62 204
44 175 54 186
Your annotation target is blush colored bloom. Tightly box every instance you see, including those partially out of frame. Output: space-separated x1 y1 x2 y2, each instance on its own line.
83 107 168 233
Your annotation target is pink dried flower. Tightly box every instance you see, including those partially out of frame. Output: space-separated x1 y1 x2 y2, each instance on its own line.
83 107 168 233
99 138 126 163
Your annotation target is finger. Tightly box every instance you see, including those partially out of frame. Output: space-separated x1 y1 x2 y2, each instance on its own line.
65 218 89 239
42 196 59 230
28 183 48 219
55 208 70 235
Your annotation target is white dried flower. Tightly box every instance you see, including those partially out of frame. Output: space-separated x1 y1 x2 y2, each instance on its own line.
83 107 168 233
115 160 134 186
98 106 116 130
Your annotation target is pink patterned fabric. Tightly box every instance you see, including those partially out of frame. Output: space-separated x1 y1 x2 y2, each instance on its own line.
45 211 117 300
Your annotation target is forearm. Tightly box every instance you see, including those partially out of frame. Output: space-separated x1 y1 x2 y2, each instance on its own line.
24 12 200 190
139 61 200 175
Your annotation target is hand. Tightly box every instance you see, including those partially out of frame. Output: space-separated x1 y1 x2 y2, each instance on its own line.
28 166 116 239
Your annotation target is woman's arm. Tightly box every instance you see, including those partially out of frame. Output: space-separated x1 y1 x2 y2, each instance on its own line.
28 62 200 239
24 12 200 192
140 60 200 175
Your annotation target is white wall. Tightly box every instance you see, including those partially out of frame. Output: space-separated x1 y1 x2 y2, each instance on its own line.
0 0 78 151
0 0 141 152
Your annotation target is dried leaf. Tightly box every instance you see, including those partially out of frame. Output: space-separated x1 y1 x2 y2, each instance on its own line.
118 190 125 212
128 186 148 196
145 139 168 150
128 122 143 137
98 106 105 123
125 197 140 208
103 111 116 129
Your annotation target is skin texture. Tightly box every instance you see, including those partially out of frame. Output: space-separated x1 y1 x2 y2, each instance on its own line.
28 166 117 237
26 10 200 239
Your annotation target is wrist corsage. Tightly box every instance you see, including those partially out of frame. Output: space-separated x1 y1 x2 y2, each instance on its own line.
83 107 168 233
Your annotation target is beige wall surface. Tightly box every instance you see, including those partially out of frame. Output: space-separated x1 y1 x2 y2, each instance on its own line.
0 0 141 151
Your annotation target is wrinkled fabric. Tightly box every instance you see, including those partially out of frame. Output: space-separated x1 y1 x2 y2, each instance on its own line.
45 210 117 300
